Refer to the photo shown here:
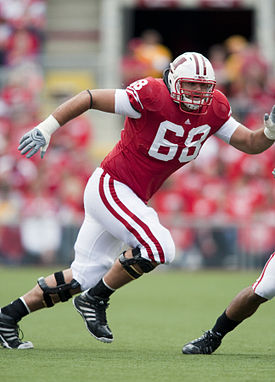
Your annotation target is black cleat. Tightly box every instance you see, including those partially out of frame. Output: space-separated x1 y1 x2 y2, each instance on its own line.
73 292 113 343
182 330 222 354
0 312 33 349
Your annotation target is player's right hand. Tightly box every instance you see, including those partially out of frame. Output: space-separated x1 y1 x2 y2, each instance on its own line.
18 128 49 159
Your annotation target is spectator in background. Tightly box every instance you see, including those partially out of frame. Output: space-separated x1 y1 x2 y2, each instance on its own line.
223 35 248 86
222 35 274 120
131 29 172 77
6 27 40 67
121 38 148 87
0 0 46 67
0 181 23 264
0 16 11 65
19 182 62 265
208 44 228 93
0 0 46 31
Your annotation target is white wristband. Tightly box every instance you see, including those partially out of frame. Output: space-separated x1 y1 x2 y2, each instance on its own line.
37 115 60 136
264 127 275 140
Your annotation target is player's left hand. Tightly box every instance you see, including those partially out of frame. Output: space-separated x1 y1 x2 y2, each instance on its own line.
272 168 275 178
264 105 275 140
18 128 48 159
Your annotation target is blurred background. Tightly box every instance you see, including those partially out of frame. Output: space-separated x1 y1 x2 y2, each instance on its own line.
0 0 274 269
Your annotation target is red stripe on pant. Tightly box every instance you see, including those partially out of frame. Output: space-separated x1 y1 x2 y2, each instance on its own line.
99 171 164 263
109 177 165 263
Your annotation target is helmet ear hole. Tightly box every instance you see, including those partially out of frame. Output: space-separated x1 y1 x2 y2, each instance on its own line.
168 52 216 114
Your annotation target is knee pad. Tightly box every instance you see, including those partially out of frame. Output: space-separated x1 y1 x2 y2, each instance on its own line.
119 247 155 279
37 271 80 307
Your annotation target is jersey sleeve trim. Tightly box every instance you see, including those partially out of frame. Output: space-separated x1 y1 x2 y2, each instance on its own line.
115 89 141 119
126 85 144 110
214 116 240 143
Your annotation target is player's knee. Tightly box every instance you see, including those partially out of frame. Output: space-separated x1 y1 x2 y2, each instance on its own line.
132 227 175 265
119 247 156 279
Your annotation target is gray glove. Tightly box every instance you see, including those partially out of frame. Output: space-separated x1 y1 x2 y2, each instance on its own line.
18 128 47 158
264 105 275 140
272 168 275 178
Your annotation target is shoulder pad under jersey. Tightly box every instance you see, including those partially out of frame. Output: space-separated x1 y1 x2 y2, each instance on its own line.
212 89 232 120
126 77 167 113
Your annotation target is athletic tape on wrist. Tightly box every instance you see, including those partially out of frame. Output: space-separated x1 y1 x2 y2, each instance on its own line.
38 115 60 136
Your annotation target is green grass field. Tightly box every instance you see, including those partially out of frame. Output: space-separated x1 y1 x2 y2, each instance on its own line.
1 266 275 382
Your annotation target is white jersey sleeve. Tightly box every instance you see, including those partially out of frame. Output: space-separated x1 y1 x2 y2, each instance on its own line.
214 116 240 144
114 89 141 119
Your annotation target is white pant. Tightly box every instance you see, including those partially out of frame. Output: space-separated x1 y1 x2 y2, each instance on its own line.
252 252 275 300
71 168 175 290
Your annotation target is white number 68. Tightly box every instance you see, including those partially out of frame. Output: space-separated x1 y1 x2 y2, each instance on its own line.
148 121 211 163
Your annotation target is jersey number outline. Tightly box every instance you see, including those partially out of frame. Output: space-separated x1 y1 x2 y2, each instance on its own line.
148 121 211 162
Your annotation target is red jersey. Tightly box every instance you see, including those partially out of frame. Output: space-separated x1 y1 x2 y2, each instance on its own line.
101 77 232 202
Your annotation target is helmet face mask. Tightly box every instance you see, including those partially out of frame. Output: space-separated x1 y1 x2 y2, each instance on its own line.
168 52 216 114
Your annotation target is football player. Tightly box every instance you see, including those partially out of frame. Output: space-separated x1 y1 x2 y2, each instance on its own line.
1 52 274 349
182 248 275 355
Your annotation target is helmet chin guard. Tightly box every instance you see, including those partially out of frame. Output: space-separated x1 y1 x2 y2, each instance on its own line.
168 52 216 114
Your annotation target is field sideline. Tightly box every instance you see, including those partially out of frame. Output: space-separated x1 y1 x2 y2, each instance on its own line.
1 266 275 382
